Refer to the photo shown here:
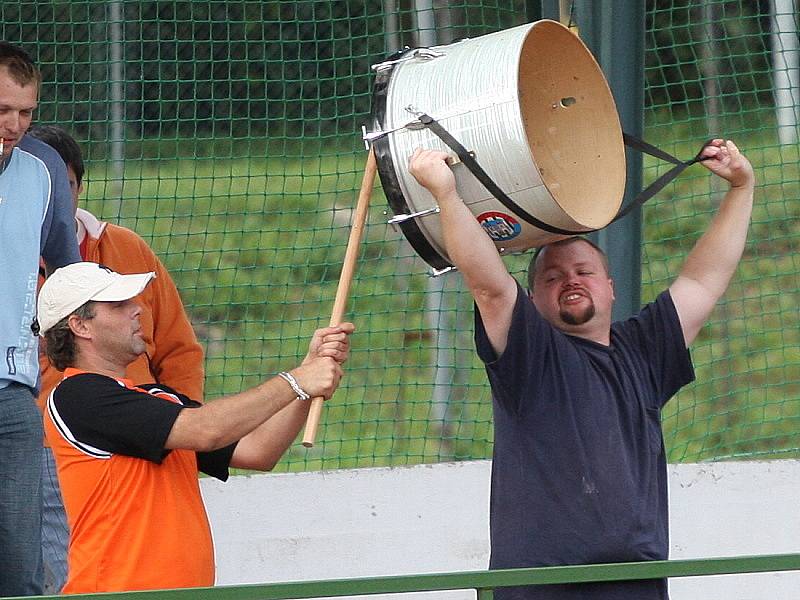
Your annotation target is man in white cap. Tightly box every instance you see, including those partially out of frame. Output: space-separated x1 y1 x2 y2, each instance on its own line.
37 262 354 594
27 125 207 594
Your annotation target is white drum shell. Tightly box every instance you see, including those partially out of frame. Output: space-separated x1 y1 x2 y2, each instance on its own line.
373 20 626 267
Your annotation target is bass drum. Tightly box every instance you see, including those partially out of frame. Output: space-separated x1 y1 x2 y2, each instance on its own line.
369 20 626 271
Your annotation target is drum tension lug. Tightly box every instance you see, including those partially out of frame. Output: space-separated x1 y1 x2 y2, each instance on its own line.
361 125 384 149
429 266 457 277
387 206 441 231
371 47 444 72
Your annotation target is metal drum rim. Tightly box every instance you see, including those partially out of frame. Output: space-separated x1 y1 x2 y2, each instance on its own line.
371 50 452 270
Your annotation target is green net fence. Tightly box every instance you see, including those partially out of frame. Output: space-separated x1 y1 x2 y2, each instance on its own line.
2 1 797 470
644 0 800 461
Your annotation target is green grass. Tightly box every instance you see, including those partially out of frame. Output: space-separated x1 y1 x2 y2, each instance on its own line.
79 120 800 471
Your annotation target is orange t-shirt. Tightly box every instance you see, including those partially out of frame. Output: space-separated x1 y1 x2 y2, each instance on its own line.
45 368 233 593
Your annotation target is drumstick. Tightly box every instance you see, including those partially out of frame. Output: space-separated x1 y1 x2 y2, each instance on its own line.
302 147 377 448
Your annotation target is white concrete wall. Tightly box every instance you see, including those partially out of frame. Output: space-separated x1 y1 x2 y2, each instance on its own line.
201 460 800 599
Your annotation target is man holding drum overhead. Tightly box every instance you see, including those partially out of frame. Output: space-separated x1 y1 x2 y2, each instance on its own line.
409 139 754 600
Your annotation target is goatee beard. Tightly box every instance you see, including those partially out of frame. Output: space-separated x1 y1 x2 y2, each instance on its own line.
560 303 596 325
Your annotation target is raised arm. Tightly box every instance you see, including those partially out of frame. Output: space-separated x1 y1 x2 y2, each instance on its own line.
669 139 755 346
408 149 518 355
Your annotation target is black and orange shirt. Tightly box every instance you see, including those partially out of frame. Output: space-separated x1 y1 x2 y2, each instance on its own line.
44 368 236 594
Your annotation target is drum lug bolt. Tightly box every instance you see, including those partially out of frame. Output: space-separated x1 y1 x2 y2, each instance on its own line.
361 125 386 149
429 266 457 277
387 206 441 231
371 47 444 72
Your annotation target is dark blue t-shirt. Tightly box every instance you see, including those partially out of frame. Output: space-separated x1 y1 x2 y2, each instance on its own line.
475 284 694 600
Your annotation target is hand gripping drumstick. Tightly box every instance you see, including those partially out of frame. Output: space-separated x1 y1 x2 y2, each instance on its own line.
302 147 377 448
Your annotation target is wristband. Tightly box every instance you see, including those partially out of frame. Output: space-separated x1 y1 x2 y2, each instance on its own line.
278 371 311 401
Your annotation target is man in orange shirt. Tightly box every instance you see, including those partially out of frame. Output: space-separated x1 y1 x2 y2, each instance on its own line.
29 125 205 593
37 262 353 593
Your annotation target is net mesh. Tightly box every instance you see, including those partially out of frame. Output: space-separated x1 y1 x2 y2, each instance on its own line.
644 1 800 461
3 0 798 469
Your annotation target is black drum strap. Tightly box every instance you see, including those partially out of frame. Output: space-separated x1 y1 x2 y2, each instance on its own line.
418 113 580 236
612 133 713 224
417 113 711 235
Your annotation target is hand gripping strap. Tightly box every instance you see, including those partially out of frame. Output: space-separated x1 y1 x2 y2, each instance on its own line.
418 113 581 236
417 112 711 234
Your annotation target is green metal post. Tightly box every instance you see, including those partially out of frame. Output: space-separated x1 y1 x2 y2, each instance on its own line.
527 0 561 21
526 1 540 21
574 1 644 319
530 0 560 21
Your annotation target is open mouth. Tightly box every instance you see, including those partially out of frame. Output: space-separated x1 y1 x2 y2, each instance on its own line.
561 291 586 304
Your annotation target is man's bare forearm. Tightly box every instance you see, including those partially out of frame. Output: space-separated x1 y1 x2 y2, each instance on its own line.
678 180 754 299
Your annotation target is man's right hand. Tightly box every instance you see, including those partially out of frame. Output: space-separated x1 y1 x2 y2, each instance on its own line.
290 357 344 401
408 148 458 201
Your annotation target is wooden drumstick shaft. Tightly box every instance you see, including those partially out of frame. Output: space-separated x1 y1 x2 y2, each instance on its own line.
302 147 377 448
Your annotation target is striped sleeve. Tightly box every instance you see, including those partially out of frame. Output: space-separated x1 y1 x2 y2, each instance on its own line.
49 373 183 463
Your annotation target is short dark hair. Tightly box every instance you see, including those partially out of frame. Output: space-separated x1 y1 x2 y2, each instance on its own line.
28 125 85 185
528 236 610 291
43 302 95 371
0 41 41 88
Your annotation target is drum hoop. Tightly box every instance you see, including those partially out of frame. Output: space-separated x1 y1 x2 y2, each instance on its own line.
371 52 452 271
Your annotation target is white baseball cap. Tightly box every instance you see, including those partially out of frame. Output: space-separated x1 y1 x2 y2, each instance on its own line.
37 262 156 335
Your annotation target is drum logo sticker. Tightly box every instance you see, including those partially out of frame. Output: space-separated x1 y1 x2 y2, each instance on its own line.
477 211 521 242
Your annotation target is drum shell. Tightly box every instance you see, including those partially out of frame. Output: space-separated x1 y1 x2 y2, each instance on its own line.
371 20 626 270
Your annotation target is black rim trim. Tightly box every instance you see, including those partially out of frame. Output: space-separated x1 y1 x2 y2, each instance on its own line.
370 51 452 271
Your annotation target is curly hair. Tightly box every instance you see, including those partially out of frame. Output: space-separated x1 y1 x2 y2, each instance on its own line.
43 302 95 371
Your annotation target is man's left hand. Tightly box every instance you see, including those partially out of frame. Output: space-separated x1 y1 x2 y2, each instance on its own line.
304 323 354 365
699 139 755 189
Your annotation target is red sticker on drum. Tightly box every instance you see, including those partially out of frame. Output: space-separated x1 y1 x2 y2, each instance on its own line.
477 211 521 242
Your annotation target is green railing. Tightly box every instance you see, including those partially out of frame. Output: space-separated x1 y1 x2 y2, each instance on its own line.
19 554 800 600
